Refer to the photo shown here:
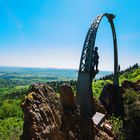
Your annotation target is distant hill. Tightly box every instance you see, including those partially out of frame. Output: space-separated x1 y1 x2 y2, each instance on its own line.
0 66 111 81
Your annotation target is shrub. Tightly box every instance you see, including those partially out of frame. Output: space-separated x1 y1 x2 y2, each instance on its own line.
109 115 125 140
0 117 23 140
123 88 138 105
0 99 23 119
92 80 112 99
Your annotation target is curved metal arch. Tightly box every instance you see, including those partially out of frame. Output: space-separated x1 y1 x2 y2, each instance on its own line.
77 13 119 119
79 13 118 84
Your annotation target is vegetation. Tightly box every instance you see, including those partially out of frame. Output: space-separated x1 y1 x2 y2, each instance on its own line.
0 64 139 139
119 66 140 83
123 88 139 105
0 99 23 140
93 64 140 100
0 99 23 119
93 64 140 140
100 63 139 82
92 80 112 99
0 67 78 140
109 115 126 140
0 117 23 140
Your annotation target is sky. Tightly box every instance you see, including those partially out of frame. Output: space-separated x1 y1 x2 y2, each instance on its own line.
0 0 140 70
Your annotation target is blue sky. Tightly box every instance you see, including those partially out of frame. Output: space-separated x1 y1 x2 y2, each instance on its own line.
0 0 140 70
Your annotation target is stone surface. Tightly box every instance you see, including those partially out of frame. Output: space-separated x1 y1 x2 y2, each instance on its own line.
122 80 140 92
21 84 64 140
99 83 124 116
92 96 106 114
99 83 116 115
21 83 116 140
60 83 75 108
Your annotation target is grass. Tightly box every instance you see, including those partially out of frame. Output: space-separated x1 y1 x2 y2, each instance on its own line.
92 80 112 99
119 67 140 83
0 85 29 95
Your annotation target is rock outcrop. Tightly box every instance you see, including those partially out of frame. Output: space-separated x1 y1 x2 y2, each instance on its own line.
21 84 64 140
21 83 116 140
122 80 140 92
60 83 75 108
99 83 124 116
92 96 106 114
99 84 117 115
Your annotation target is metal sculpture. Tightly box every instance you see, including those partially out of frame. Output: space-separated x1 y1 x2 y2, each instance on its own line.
77 13 123 123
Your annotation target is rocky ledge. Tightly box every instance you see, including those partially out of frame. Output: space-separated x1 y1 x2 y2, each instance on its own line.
21 83 116 140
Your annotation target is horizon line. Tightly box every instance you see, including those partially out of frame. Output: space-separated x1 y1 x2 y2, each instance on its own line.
0 65 113 72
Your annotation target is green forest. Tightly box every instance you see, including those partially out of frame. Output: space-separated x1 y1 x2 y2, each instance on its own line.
0 64 140 140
